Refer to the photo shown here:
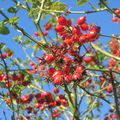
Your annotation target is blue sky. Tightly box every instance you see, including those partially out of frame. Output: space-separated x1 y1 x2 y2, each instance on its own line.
0 0 120 119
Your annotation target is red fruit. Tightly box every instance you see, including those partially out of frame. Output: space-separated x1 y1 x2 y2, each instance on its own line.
63 65 70 74
59 94 65 99
44 23 52 31
35 32 40 36
52 70 63 78
72 26 82 35
81 23 89 31
111 114 118 119
115 9 120 14
100 77 106 82
43 31 48 36
112 17 118 22
1 54 7 59
86 81 91 87
2 74 7 81
40 105 46 111
60 99 69 107
44 54 55 64
48 102 56 107
87 31 97 39
35 103 41 108
107 84 113 93
77 16 86 25
59 30 67 37
72 73 81 80
53 74 63 85
65 74 73 83
5 81 12 88
21 95 30 103
7 50 13 57
22 81 30 86
26 116 30 120
84 57 93 63
64 38 73 46
55 99 61 106
63 56 72 65
91 25 100 33
44 91 52 98
58 16 67 26
53 87 59 94
52 110 61 118
79 34 88 43
76 65 85 74
17 118 23 120
47 68 56 76
30 61 35 66
117 67 120 72
55 25 64 33
66 19 72 26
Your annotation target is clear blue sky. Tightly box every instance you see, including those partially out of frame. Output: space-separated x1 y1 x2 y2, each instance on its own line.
0 0 120 119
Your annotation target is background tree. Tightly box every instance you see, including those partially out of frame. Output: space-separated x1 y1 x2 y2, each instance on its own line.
0 0 120 120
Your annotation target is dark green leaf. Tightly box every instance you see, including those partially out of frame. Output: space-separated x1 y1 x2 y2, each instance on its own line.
77 0 89 6
0 43 5 49
0 25 10 35
2 19 9 25
8 7 16 13
0 82 5 88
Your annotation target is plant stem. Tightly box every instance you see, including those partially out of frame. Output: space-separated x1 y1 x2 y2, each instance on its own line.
78 85 111 104
100 34 120 39
110 72 120 119
0 50 15 120
41 8 107 14
100 0 120 18
34 0 47 44
91 43 120 61
72 85 80 120
86 68 120 75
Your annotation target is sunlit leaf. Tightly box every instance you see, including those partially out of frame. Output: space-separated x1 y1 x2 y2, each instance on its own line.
77 0 89 6
50 2 67 11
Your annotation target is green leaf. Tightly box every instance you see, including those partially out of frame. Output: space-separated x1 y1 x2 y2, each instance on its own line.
9 16 19 25
2 19 9 25
8 7 17 13
50 2 67 11
77 0 89 6
0 42 5 49
4 47 11 53
28 0 33 3
0 25 10 35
